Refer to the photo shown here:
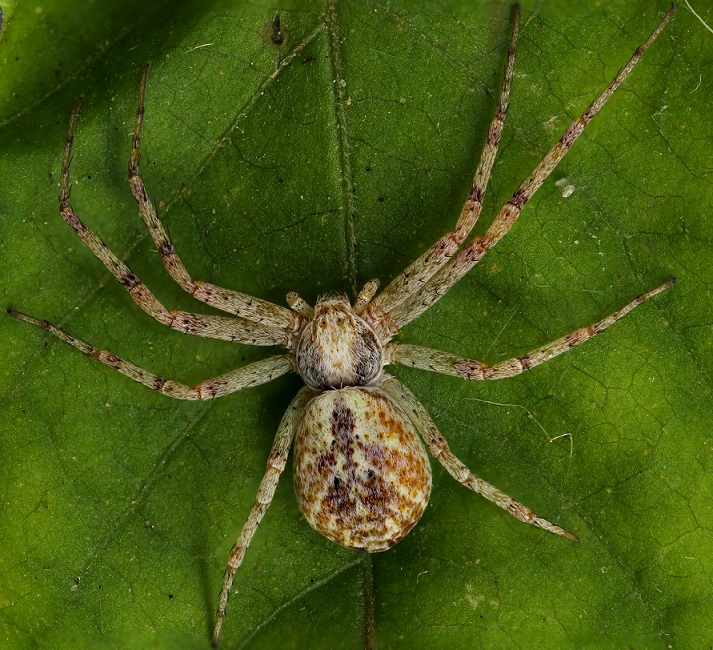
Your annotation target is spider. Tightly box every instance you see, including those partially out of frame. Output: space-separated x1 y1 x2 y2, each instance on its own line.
9 5 676 646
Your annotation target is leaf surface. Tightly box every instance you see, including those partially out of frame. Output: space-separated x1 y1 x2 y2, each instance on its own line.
1 1 711 648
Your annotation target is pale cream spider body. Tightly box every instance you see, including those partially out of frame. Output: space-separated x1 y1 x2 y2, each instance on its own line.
9 5 676 645
293 295 434 551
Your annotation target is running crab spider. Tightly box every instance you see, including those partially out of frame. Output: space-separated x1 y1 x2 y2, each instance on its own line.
8 5 676 645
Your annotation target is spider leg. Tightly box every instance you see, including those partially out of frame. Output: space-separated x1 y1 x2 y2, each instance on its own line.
372 5 521 315
390 279 674 380
127 64 294 330
8 310 293 399
382 375 578 541
388 6 676 330
59 106 284 346
212 386 313 645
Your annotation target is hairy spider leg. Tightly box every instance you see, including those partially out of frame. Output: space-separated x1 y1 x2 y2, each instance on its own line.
373 4 522 316
388 6 675 329
391 279 675 380
383 376 579 541
213 387 313 645
57 100 286 346
8 310 292 399
128 64 294 330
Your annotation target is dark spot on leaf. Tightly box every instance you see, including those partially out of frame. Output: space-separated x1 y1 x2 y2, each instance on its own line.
271 13 284 45
261 12 289 49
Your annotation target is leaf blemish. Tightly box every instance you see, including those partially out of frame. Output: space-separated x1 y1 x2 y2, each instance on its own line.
262 12 290 49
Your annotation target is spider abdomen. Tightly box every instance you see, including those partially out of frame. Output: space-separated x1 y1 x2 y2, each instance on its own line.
294 387 432 552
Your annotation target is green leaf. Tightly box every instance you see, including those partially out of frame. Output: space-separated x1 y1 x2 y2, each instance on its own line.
1 1 711 648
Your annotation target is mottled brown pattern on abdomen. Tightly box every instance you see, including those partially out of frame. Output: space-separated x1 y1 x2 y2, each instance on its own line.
294 387 432 552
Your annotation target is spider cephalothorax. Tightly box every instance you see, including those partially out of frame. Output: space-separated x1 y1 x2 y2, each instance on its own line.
294 295 384 389
9 5 676 646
